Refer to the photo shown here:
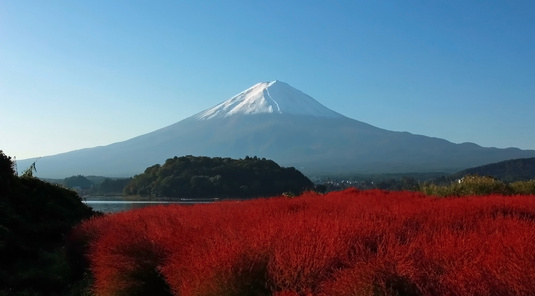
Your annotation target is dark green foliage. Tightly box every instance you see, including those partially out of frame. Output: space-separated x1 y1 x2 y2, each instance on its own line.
49 175 132 196
0 150 96 295
63 175 94 190
97 177 132 195
124 155 314 199
0 152 15 178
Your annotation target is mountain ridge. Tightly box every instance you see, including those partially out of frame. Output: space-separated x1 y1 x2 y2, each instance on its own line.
16 81 535 178
453 157 535 182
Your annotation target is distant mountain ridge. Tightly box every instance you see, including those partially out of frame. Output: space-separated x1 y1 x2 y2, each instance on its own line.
453 157 535 182
16 81 535 178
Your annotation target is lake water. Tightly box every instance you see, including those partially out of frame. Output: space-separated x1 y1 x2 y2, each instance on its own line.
83 197 216 213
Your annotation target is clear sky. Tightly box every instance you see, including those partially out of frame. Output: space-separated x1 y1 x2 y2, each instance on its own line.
1 1 534 160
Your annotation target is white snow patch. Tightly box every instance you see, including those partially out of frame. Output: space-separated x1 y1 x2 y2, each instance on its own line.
193 80 343 120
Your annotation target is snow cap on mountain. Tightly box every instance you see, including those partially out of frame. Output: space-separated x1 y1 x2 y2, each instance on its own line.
193 80 343 120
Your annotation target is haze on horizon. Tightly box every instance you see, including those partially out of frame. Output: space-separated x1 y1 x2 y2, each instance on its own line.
1 1 534 160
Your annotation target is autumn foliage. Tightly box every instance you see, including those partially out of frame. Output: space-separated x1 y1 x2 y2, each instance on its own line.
70 189 535 295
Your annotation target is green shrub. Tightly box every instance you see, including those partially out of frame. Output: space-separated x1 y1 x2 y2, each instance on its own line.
510 180 535 195
422 175 512 197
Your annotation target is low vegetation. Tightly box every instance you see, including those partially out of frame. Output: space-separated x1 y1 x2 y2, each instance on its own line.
422 175 535 196
509 179 535 195
72 189 535 295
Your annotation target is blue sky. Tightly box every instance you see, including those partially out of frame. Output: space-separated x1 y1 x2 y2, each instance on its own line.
1 1 534 160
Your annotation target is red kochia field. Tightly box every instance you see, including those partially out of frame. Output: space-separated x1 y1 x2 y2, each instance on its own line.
71 189 535 296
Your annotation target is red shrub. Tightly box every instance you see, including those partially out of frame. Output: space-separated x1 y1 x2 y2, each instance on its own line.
69 190 535 296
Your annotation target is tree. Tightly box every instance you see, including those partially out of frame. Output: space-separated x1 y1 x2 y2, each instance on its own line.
64 175 94 190
21 159 38 178
0 150 15 177
0 151 96 295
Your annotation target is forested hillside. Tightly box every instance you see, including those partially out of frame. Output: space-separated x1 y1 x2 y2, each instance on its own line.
0 151 96 295
124 155 314 199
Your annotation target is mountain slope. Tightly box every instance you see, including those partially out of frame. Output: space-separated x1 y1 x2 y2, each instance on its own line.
453 157 535 182
17 81 535 178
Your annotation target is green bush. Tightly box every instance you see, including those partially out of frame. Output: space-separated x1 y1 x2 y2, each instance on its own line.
422 175 535 197
510 180 535 195
421 175 512 197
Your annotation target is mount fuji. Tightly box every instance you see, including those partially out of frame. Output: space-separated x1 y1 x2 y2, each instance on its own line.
17 80 535 178
193 81 343 119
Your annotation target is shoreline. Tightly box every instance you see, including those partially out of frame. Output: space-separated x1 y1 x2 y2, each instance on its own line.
83 195 225 202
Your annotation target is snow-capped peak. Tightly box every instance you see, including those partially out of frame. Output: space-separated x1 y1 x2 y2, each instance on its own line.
193 80 343 120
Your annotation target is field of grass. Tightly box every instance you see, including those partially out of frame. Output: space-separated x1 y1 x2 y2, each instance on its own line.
70 189 535 296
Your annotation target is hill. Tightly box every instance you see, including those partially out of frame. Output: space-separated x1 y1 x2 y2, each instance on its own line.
453 157 535 182
123 155 314 199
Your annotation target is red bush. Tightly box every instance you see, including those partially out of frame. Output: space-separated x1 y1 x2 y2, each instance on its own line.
70 189 535 296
